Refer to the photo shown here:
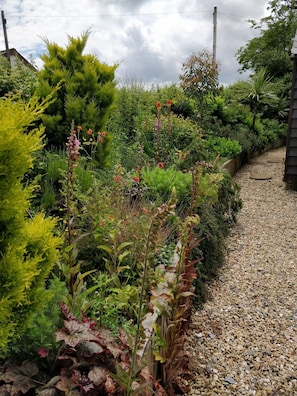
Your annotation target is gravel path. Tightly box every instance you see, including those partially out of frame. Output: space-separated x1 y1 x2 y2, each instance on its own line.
186 147 297 396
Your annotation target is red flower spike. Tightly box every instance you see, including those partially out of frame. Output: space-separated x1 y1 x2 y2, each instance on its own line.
156 101 162 109
158 162 164 168
166 99 172 106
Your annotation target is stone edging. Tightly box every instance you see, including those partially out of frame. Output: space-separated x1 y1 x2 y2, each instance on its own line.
221 138 286 177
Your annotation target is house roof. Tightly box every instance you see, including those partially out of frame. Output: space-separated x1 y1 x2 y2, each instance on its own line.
0 48 36 70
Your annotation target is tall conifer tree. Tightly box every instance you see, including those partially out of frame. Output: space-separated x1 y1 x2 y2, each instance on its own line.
35 31 117 159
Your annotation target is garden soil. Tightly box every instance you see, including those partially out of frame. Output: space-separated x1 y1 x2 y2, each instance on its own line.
185 146 297 396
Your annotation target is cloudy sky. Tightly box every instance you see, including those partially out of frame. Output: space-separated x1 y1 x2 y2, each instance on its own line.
1 0 270 86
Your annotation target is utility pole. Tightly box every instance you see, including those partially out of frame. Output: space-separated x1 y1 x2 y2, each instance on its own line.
1 10 11 66
213 6 217 64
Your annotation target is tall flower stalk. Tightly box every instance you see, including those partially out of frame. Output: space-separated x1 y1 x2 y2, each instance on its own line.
166 99 172 139
65 120 80 247
60 120 94 313
155 101 162 163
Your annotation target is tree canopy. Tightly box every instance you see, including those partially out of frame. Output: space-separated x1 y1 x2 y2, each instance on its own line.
237 0 297 79
179 49 219 102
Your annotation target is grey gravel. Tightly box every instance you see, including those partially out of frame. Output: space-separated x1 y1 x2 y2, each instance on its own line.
186 147 297 396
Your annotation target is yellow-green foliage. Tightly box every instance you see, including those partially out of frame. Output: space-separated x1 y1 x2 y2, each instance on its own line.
0 95 61 356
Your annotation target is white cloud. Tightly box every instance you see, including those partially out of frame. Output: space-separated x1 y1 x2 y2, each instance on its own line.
1 0 270 86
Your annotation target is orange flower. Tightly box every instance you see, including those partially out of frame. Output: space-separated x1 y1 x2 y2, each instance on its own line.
156 101 162 109
87 129 93 135
133 176 140 183
113 175 122 182
98 136 103 143
77 125 82 131
101 131 107 137
166 99 172 106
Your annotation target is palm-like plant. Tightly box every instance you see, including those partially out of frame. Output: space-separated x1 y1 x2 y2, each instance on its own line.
238 68 279 131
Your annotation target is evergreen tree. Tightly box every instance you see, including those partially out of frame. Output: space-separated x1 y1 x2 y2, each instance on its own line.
237 0 297 79
35 31 117 152
0 95 61 356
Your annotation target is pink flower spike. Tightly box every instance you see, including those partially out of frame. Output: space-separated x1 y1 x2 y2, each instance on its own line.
38 347 49 358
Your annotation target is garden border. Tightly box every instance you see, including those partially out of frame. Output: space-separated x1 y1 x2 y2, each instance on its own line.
221 138 286 176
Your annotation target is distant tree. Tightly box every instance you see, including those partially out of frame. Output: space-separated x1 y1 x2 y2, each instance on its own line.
236 0 297 120
35 31 117 152
179 49 219 112
237 0 297 79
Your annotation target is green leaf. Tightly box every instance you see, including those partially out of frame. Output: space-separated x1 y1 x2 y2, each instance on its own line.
117 242 133 252
77 269 96 282
118 250 130 263
117 265 130 274
97 245 113 255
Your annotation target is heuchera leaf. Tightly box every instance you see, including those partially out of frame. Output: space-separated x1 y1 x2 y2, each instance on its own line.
104 375 116 394
55 320 98 347
35 376 60 395
76 341 104 357
4 361 38 394
88 366 106 386
36 388 58 396
55 376 79 394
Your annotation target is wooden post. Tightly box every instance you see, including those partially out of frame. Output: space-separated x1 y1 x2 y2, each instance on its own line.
1 10 11 66
213 6 217 64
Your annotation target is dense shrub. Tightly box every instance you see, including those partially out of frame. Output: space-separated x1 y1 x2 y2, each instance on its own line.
193 173 242 303
0 95 61 357
202 136 242 159
142 166 192 207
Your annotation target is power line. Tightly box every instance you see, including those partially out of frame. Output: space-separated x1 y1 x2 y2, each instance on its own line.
6 10 212 19
5 9 254 24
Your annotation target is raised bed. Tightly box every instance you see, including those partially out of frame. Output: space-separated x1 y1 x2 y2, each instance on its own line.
221 138 286 177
